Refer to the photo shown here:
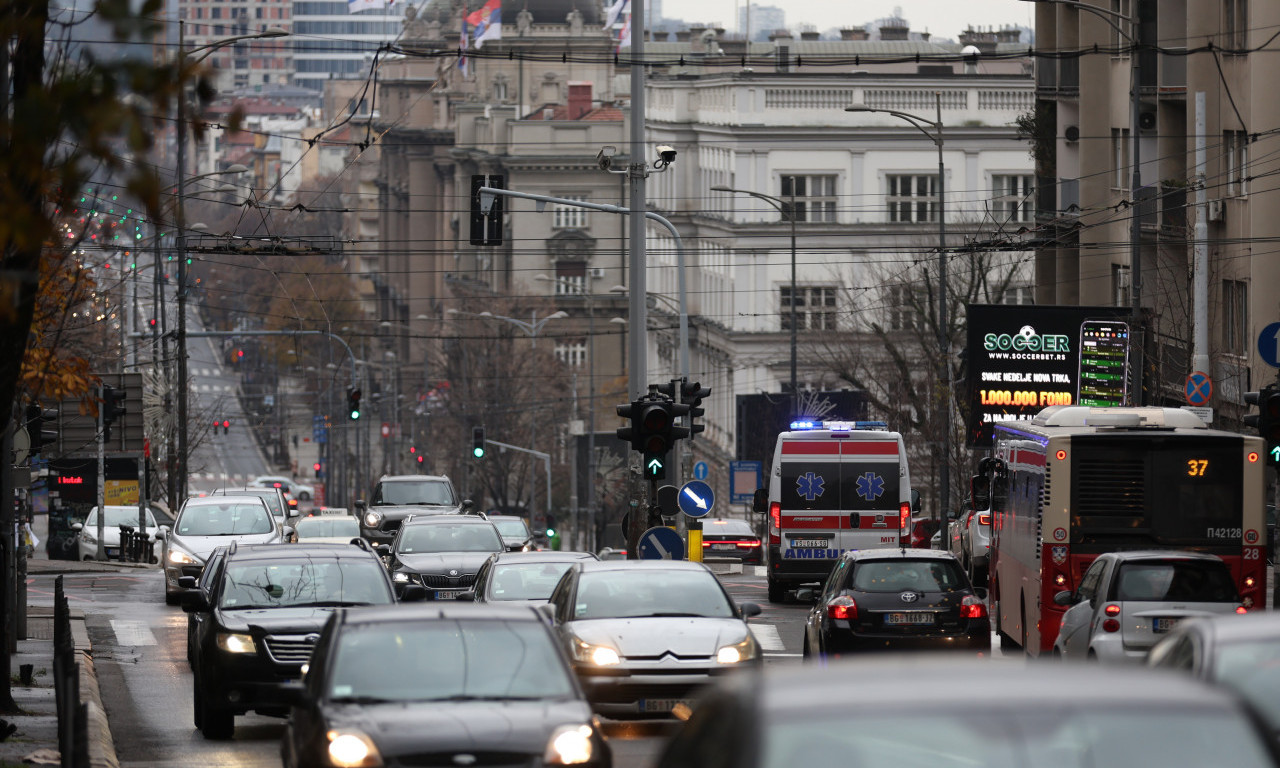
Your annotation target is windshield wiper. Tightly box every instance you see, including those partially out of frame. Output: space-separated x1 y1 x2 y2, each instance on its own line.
637 612 706 618
417 694 545 702
294 600 377 607
330 695 399 705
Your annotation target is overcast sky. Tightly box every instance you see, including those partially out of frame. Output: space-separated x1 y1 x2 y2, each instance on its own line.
673 0 1034 41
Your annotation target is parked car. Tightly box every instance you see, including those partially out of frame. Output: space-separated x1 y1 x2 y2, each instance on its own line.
1053 550 1245 662
698 518 763 564
161 496 287 605
280 603 610 768
799 549 990 657
464 550 598 605
654 658 1280 768
73 505 164 562
356 474 469 546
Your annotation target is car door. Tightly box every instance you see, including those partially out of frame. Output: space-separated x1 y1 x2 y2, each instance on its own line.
190 548 227 665
812 558 850 651
1059 558 1108 658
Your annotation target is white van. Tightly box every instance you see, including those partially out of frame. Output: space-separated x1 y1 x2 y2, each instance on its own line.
754 420 914 603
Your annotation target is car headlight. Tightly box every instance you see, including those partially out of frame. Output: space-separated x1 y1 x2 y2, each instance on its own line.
327 729 383 768
545 724 594 765
216 633 257 654
364 512 381 527
167 549 199 565
716 637 758 664
392 572 410 583
571 638 620 666
81 530 97 544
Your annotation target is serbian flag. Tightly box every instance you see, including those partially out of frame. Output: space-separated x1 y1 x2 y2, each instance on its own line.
348 0 388 13
603 0 628 29
467 0 502 49
616 11 631 51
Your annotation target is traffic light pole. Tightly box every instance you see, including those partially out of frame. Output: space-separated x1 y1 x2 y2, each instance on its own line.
483 439 552 533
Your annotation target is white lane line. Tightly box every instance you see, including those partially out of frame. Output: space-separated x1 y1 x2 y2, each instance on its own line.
752 623 786 652
766 653 803 657
110 619 158 647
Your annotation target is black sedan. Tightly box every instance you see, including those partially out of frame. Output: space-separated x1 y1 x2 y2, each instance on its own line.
465 550 598 605
385 515 505 600
1149 611 1280 733
655 658 1280 768
281 603 611 768
698 518 762 564
799 549 989 657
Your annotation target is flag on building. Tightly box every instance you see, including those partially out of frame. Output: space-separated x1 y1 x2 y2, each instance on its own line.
603 0 628 30
616 11 631 51
467 0 502 48
348 0 388 14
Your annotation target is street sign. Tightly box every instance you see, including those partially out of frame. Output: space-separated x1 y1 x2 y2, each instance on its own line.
1184 371 1212 406
1182 406 1213 425
729 460 763 505
693 461 708 480
678 480 715 518
637 526 685 560
1260 322 1280 368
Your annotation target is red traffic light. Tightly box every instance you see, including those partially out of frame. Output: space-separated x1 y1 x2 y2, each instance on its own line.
313 462 321 472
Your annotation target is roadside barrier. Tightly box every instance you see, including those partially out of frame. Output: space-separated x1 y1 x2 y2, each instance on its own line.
53 576 89 768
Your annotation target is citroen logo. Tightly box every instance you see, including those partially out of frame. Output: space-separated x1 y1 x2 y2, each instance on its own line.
448 569 459 577
453 755 477 766
900 592 919 603
304 633 321 643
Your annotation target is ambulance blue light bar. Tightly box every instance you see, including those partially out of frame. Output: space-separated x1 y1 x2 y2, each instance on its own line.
789 420 889 431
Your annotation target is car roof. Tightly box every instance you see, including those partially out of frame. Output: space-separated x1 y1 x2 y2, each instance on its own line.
486 514 527 521
379 474 451 483
576 560 711 573
1099 550 1226 563
747 657 1250 713
226 542 376 562
491 550 597 564
839 548 960 563
338 602 546 627
182 495 269 508
1178 611 1280 644
402 514 491 527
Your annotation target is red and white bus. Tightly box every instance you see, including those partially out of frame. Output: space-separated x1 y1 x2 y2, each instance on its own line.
985 406 1267 656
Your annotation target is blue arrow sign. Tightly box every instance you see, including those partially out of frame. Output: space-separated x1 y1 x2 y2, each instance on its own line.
678 480 715 518
637 526 685 560
1260 322 1280 368
693 461 709 480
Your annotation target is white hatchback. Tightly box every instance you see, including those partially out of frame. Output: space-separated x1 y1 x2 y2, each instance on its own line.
74 505 164 562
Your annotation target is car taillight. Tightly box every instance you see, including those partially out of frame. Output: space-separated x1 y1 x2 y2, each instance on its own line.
769 502 781 546
1102 618 1120 632
1236 605 1248 614
977 512 991 526
737 541 761 548
1104 604 1120 617
827 595 856 621
960 595 987 619
899 502 910 529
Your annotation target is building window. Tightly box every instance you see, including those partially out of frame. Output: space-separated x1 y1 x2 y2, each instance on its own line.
887 284 924 331
1223 279 1247 355
779 175 837 223
1225 0 1248 49
1112 264 1131 307
1001 286 1034 305
1225 130 1248 196
887 174 939 223
555 339 587 367
553 196 587 229
1112 128 1131 191
554 260 586 295
1111 0 1134 50
781 286 837 331
993 174 1035 223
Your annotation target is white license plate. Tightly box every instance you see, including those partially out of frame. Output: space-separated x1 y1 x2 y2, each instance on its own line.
435 590 466 600
1153 617 1180 633
884 612 935 625
790 538 829 548
641 698 693 713
713 544 735 550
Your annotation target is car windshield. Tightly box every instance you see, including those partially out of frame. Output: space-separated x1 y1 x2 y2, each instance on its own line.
294 517 360 540
573 569 735 619
761 707 1274 768
398 524 502 554
327 620 575 702
219 560 391 608
176 503 274 536
704 520 754 536
1113 561 1239 602
851 559 967 593
86 506 157 529
217 490 283 517
1213 640 1280 730
491 519 530 538
373 480 455 506
490 562 577 601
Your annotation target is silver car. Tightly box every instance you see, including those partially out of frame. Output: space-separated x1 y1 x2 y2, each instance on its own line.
161 496 287 604
1053 550 1245 662
73 505 164 562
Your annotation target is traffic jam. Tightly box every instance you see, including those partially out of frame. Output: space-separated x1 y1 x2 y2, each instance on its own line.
144 405 1280 768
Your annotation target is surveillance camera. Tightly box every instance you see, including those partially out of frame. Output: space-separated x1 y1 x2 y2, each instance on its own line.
596 145 617 171
656 145 677 164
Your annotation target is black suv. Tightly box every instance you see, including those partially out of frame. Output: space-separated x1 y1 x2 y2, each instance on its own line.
356 474 471 545
386 514 505 600
181 539 422 739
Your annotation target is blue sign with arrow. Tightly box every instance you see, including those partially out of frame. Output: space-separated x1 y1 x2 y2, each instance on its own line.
637 526 685 560
678 480 715 518
1260 322 1280 369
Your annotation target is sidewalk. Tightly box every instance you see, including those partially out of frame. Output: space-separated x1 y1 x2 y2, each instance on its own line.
0 557 142 767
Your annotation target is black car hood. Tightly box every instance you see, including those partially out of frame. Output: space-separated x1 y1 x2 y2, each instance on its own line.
396 552 495 574
216 606 341 634
326 698 593 757
370 504 458 521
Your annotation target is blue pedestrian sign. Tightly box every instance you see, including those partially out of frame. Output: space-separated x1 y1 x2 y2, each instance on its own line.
1260 322 1280 368
678 480 715 518
693 461 709 480
637 526 685 560
1184 371 1212 407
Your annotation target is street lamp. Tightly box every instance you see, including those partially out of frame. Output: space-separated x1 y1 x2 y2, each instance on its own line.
446 309 567 346
710 185 798 414
845 93 953 522
174 24 288 509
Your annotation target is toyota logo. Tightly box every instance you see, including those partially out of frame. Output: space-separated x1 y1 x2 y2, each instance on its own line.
900 592 919 603
448 569 459 577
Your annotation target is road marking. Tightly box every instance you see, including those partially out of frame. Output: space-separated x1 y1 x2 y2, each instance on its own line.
752 623 785 652
766 653 803 657
110 619 157 647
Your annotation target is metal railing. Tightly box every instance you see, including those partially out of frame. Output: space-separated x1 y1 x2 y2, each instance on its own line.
53 576 89 768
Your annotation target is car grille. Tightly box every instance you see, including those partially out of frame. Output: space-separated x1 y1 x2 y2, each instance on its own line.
263 634 318 665
399 752 533 768
417 573 476 589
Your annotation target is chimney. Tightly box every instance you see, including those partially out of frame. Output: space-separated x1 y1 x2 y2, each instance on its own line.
674 29 691 42
840 27 869 41
880 22 909 41
768 28 793 42
690 25 707 53
996 27 1021 44
800 30 819 41
959 27 999 54
567 82 592 120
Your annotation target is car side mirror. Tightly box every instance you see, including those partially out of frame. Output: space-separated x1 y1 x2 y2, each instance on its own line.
795 587 816 602
72 522 84 531
462 499 475 511
158 526 170 539
1053 590 1076 607
752 488 768 514
355 500 367 512
740 602 763 619
910 488 921 512
180 591 210 613
373 544 390 558
177 575 198 590
536 602 557 624
282 526 295 539
398 584 428 603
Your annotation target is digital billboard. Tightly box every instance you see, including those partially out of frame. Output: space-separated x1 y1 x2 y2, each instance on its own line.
966 304 1132 447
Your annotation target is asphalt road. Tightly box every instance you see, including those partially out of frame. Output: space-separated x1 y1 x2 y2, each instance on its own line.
25 563 809 768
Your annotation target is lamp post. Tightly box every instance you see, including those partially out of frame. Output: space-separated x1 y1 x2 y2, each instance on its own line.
174 22 288 510
845 93 952 522
710 185 798 414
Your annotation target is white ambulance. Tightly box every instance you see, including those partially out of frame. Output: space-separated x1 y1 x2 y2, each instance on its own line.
754 420 915 603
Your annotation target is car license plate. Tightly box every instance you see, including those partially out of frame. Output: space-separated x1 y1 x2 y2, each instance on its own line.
435 590 465 600
790 538 829 548
1153 617 1180 633
713 544 735 551
641 698 693 714
884 612 935 625
105 548 119 558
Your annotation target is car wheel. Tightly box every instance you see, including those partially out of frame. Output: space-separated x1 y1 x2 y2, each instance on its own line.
767 579 786 604
83 555 94 562
192 676 203 729
195 670 234 739
802 629 811 659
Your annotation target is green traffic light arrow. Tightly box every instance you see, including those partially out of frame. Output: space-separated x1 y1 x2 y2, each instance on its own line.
647 457 663 473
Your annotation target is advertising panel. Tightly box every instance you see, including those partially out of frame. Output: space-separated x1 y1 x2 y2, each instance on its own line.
966 304 1131 447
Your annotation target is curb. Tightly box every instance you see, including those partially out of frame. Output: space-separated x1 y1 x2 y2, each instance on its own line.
79 653 120 768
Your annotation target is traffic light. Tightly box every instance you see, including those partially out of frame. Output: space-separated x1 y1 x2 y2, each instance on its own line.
680 379 712 439
347 388 362 420
222 419 230 435
314 461 323 478
102 384 126 440
472 426 486 459
469 174 504 246
637 398 690 480
24 403 58 457
1246 387 1280 467
617 400 643 452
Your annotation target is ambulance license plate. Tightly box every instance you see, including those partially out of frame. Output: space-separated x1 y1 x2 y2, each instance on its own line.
790 538 829 548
